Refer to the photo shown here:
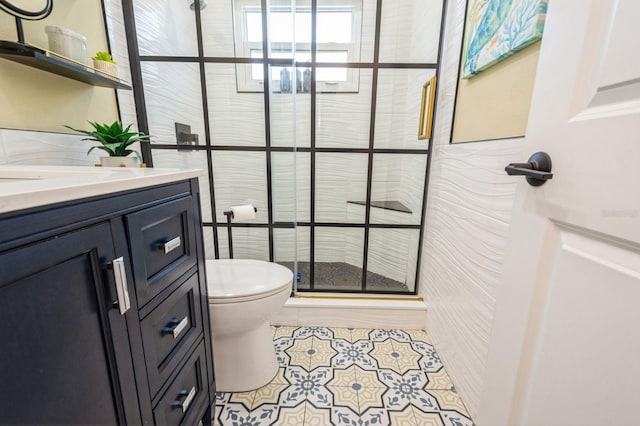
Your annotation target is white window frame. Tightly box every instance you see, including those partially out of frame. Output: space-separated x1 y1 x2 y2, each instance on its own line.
233 0 363 93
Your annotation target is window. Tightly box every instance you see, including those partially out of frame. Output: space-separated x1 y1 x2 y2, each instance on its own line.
233 0 362 92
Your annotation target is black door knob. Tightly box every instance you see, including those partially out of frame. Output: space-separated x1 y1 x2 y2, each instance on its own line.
505 152 553 186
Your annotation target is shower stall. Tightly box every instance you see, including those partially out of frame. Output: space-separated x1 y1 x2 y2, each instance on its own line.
123 0 445 294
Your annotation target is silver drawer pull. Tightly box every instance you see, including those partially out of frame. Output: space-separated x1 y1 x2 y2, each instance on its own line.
162 316 189 339
172 386 196 413
163 236 182 254
112 257 131 315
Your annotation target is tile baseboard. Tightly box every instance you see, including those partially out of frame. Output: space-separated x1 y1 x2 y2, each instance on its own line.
269 297 428 329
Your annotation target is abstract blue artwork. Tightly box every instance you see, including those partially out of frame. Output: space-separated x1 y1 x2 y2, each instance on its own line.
462 0 548 78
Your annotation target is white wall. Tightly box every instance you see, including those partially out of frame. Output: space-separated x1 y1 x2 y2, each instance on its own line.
0 0 137 166
419 0 524 418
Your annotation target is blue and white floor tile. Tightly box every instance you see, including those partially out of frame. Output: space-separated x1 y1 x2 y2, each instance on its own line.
214 326 473 426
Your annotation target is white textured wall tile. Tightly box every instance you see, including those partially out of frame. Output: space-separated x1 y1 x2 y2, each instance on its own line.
315 153 369 223
273 227 311 263
378 0 443 63
206 64 266 146
201 0 244 58
141 62 205 145
133 0 199 56
151 150 212 222
212 151 268 222
0 129 101 165
271 152 311 223
203 226 216 259
419 0 523 418
0 131 7 164
217 227 270 260
368 228 419 288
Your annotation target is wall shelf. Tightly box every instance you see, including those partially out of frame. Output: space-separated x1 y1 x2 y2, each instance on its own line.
347 200 412 214
0 41 132 90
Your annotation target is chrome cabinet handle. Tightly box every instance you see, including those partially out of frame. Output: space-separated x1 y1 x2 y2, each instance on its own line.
163 236 182 254
162 316 189 339
112 257 131 315
172 386 196 413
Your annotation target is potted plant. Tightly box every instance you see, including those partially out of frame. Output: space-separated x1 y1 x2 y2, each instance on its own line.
65 121 150 167
92 51 117 78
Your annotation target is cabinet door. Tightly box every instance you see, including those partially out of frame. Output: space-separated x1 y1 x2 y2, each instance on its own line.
0 222 141 425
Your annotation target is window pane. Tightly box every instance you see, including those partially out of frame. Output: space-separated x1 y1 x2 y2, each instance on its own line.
317 12 352 43
246 11 263 42
314 227 364 291
315 153 368 222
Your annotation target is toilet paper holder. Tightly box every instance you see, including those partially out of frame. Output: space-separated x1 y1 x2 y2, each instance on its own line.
222 207 257 259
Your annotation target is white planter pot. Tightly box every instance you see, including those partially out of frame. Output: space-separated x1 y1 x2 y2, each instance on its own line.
100 156 139 167
93 59 118 79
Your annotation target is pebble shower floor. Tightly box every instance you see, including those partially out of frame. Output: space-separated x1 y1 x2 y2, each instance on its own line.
214 326 474 425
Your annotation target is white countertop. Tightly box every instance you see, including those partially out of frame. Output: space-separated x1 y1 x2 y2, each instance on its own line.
0 165 201 214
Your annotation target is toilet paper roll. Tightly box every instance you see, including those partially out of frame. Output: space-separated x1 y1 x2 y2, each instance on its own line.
230 205 256 222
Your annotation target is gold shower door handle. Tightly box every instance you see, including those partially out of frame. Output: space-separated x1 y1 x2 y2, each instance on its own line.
418 76 437 140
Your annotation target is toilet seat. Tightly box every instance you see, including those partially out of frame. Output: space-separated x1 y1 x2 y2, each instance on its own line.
207 259 293 304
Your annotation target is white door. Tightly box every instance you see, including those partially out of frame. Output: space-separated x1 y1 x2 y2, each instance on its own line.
477 1 640 425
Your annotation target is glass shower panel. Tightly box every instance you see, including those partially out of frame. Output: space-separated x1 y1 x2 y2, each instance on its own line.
316 68 372 149
374 68 435 149
271 152 310 223
151 150 212 223
378 0 443 63
274 227 310 288
217 227 270 260
141 62 205 145
211 151 268 223
370 154 427 225
201 0 263 58
315 153 368 223
205 64 265 147
202 226 216 260
133 0 199 56
270 66 311 147
367 228 419 292
314 227 364 291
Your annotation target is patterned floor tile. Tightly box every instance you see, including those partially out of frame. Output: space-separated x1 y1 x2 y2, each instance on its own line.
287 335 314 353
281 366 333 408
217 402 276 426
390 340 423 374
412 340 444 372
404 329 432 343
369 328 412 343
332 339 377 370
293 326 333 340
218 327 473 426
387 406 419 426
272 325 298 340
251 382 290 410
329 327 353 342
349 328 373 342
377 369 439 412
424 367 455 391
427 390 472 418
370 339 401 372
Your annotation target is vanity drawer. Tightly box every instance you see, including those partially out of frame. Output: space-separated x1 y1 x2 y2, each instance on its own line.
153 342 208 426
126 196 197 307
141 272 203 397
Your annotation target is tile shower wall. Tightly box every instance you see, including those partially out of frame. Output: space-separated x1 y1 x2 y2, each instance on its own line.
419 0 523 417
0 0 137 166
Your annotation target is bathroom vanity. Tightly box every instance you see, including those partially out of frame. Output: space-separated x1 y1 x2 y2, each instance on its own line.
0 166 214 425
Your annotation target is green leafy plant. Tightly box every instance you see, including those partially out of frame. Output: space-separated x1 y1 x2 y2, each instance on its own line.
92 51 116 64
64 121 150 162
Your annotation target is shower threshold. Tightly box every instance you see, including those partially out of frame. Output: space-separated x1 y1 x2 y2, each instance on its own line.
278 261 410 293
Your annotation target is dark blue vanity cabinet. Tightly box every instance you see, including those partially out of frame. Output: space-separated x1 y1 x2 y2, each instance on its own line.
0 178 214 425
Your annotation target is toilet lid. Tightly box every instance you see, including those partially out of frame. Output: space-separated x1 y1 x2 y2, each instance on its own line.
206 259 293 299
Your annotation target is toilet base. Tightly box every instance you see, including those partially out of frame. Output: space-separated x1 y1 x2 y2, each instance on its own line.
212 321 279 393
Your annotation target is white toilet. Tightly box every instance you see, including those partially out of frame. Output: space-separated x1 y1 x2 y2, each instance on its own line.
206 259 293 392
